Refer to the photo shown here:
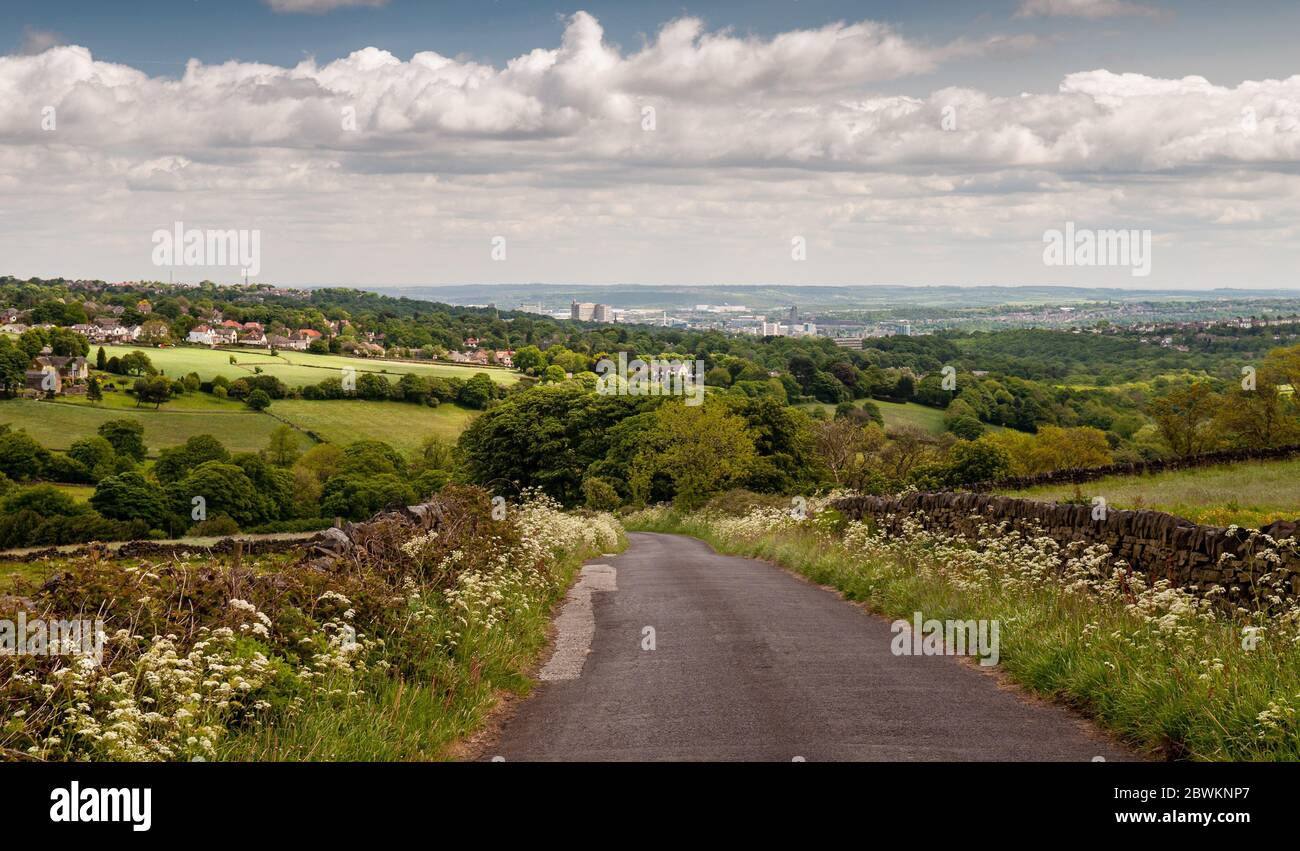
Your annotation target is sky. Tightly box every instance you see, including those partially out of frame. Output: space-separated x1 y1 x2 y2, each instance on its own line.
1 0 1298 290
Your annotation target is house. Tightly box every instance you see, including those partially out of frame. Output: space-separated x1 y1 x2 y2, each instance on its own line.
452 348 490 365
465 337 480 348
70 324 97 337
494 350 514 367
187 325 217 346
238 331 268 347
268 334 307 351
1 323 28 335
212 327 238 345
35 355 89 382
222 319 244 330
296 328 322 339
25 368 61 396
1 308 21 323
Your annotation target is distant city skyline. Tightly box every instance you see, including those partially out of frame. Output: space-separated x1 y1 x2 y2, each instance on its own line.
2 1 1299 289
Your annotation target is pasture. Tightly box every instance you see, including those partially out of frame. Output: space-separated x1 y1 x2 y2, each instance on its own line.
0 398 286 455
97 345 520 389
1005 457 1300 528
270 400 477 453
799 398 955 435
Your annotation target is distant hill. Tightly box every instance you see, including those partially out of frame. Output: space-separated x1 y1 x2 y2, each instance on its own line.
344 283 1300 312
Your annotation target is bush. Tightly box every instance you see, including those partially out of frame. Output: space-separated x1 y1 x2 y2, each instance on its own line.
187 514 242 537
245 517 334 534
245 389 272 411
0 430 50 481
581 476 622 511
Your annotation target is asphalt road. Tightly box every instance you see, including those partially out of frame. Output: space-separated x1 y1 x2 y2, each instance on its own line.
490 532 1135 761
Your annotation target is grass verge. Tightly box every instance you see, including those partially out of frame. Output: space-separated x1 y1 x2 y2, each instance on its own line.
624 502 1300 761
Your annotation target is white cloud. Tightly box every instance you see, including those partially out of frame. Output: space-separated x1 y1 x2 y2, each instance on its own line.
0 12 1296 287
1016 0 1168 20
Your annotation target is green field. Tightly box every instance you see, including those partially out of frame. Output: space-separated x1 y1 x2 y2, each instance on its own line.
98 345 520 389
1005 457 1300 528
799 399 950 434
2 394 483 457
0 398 286 455
64 384 244 411
271 400 477 453
50 483 96 502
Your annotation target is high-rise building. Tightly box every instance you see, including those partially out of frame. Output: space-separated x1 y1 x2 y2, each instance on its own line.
593 303 612 322
570 300 596 321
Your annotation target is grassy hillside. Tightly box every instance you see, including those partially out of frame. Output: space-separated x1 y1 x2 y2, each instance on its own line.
800 398 957 435
2 394 483 457
0 398 286 455
1004 457 1300 528
271 400 478 453
97 345 520 389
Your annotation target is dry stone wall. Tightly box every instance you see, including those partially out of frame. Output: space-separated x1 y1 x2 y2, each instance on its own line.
832 491 1300 600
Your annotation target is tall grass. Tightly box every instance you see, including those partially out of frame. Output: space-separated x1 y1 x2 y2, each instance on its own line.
219 548 590 761
1006 457 1300 528
2 489 623 761
626 504 1300 761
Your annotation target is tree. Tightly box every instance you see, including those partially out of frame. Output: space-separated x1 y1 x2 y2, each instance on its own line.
86 376 103 403
396 372 429 404
68 436 118 481
810 371 849 404
245 389 272 411
459 384 649 506
0 430 50 480
97 419 147 462
234 453 297 520
320 473 416 520
1149 382 1221 456
1213 385 1300 449
1028 426 1113 473
49 328 89 357
295 443 344 484
410 434 455 474
173 461 272 528
119 350 154 376
138 318 172 346
513 345 545 374
96 346 107 370
264 425 301 467
0 338 30 397
338 440 406 477
813 418 871 486
355 372 391 400
947 414 985 440
878 425 940 481
582 476 621 510
154 434 231 484
629 400 757 508
705 366 732 388
941 440 1012 486
90 472 168 527
458 373 495 408
541 364 567 384
134 375 172 409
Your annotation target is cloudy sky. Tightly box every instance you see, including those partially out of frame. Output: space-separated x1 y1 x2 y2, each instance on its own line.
2 0 1298 290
